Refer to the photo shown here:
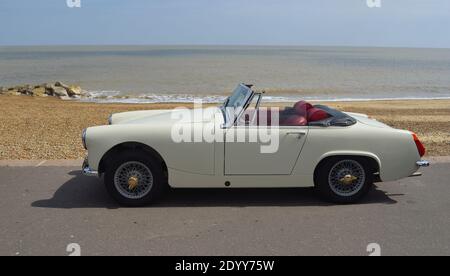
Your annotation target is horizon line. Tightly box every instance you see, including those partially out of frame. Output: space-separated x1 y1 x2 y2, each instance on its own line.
1 43 450 50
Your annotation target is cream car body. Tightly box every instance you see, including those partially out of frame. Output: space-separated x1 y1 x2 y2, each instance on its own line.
82 84 429 205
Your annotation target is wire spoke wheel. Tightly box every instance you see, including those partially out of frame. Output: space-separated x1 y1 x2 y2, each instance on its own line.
114 161 154 199
328 159 366 197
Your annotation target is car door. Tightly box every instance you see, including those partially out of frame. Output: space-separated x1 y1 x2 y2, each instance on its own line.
224 126 308 175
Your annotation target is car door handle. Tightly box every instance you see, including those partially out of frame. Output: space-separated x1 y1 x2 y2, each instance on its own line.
286 132 306 138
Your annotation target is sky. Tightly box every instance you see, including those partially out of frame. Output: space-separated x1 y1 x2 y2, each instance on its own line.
0 0 449 48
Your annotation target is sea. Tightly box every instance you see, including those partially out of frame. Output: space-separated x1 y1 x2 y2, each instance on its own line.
1 45 450 103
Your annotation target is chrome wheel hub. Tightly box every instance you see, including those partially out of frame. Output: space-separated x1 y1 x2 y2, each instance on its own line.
127 176 139 190
339 174 358 185
114 161 153 199
328 160 365 197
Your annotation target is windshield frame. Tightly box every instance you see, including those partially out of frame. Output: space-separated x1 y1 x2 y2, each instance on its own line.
220 84 255 128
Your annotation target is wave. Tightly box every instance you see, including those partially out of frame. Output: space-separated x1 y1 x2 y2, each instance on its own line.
82 91 227 103
79 90 450 104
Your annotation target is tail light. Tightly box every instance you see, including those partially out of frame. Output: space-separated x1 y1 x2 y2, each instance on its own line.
412 133 426 157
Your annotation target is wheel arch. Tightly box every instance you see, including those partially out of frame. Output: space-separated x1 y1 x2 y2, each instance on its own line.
98 142 168 181
313 151 381 183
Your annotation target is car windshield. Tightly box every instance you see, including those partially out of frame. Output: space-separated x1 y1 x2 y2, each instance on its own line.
221 84 254 127
223 84 253 109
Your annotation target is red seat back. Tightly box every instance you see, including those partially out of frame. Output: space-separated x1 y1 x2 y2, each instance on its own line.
293 101 313 116
307 107 329 122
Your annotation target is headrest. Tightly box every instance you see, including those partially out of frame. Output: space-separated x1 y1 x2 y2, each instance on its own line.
307 107 329 122
293 101 313 116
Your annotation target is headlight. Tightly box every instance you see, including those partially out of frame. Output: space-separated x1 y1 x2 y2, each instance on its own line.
108 114 113 125
82 128 87 149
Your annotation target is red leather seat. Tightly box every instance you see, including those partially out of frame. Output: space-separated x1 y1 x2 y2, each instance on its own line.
293 100 313 116
307 107 329 122
281 115 307 126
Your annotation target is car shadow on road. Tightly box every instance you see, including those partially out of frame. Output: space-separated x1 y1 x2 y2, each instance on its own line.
31 170 398 209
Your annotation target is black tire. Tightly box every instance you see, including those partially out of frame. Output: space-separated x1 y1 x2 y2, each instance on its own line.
104 150 166 207
314 156 373 204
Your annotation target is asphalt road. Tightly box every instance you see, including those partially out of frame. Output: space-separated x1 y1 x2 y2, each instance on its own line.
0 162 449 256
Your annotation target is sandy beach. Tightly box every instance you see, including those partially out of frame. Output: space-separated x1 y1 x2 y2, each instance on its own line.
0 95 449 159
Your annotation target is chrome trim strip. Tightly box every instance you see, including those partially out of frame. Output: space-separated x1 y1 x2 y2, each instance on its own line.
416 160 430 167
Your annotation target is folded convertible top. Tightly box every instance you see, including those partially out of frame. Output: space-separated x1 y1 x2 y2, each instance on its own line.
309 105 357 127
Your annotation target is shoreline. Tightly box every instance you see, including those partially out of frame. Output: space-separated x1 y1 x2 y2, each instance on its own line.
0 95 449 159
79 93 450 104
3 81 450 104
79 96 450 105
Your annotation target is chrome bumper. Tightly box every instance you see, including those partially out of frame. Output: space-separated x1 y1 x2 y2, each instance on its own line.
82 157 98 176
416 160 430 167
409 160 430 177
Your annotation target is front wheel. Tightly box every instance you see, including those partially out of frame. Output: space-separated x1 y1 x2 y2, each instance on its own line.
315 157 373 203
104 151 165 207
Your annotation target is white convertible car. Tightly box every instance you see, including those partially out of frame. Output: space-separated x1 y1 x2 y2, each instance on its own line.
82 84 429 206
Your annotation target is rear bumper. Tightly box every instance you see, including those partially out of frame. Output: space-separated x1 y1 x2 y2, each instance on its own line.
416 160 430 167
408 160 430 177
82 157 98 176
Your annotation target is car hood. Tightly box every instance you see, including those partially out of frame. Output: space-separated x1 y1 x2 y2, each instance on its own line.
111 107 221 125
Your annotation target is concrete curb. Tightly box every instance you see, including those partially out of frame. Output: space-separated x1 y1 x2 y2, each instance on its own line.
0 159 84 167
0 156 449 167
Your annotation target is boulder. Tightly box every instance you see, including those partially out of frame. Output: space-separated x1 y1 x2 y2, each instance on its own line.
4 89 21 96
54 81 71 90
52 87 69 97
55 82 86 97
66 85 84 97
0 87 9 95
44 83 55 93
18 85 33 95
44 85 55 96
1 82 87 98
32 87 46 97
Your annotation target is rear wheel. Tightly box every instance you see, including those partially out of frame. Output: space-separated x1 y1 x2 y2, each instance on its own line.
315 157 373 203
104 151 165 206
